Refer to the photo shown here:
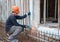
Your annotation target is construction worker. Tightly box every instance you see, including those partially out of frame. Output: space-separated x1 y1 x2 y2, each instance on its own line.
5 6 31 42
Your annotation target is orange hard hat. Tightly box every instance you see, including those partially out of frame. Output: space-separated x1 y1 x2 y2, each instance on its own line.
12 6 19 14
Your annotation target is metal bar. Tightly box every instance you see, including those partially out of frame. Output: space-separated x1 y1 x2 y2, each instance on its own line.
1 0 3 20
20 0 22 24
43 0 46 24
23 0 24 24
28 0 30 26
20 0 24 24
44 31 45 40
55 0 57 20
47 0 48 21
58 0 60 39
37 31 38 42
39 0 41 24
0 1 2 21
55 34 56 42
7 0 8 18
30 0 34 25
25 0 28 25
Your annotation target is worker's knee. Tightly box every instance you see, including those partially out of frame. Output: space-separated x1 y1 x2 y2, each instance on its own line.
17 26 22 31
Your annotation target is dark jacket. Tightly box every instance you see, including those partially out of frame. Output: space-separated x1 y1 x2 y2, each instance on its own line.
5 13 27 32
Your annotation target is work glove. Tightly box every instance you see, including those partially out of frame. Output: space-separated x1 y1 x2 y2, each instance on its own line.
22 25 31 29
28 12 31 16
26 25 31 31
25 12 31 17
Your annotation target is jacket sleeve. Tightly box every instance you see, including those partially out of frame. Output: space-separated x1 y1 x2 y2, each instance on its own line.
11 17 26 28
15 14 27 19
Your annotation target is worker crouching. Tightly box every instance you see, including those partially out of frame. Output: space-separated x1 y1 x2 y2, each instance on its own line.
5 6 31 42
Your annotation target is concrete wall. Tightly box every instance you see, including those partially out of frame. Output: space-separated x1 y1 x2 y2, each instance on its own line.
33 0 40 27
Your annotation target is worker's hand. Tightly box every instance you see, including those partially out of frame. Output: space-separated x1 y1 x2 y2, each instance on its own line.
26 25 31 30
28 12 31 16
22 25 27 28
26 25 31 28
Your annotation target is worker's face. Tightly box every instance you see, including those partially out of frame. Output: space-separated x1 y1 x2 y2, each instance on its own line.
15 9 19 14
14 10 19 16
